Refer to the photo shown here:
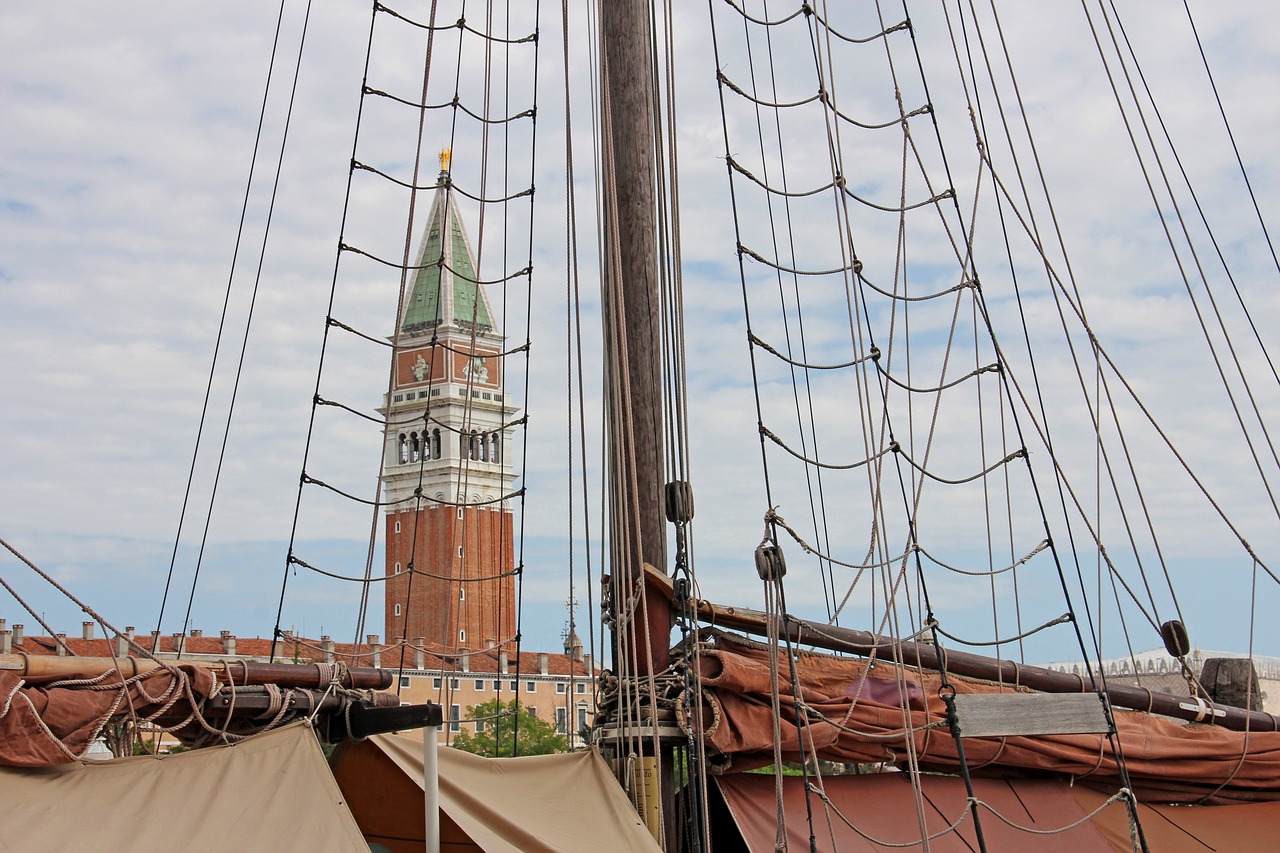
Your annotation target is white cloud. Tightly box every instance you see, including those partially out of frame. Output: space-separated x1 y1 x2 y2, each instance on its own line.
2 1 1279 661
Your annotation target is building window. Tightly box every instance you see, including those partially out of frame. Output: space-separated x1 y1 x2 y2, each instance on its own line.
556 683 566 694
450 704 460 732
578 706 589 732
433 677 442 688
527 706 537 720
492 680 501 691
474 679 484 691
399 676 411 688
394 603 402 617
556 708 567 734
525 681 536 693
450 678 460 689
576 682 586 694
509 680 517 692
476 716 485 732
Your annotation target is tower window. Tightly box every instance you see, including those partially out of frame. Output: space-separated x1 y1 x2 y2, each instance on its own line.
432 429 441 460
458 546 463 558
398 434 408 464
457 507 464 519
394 603 402 617
394 562 402 574
459 630 466 644
410 432 421 462
459 588 466 601
395 520 401 533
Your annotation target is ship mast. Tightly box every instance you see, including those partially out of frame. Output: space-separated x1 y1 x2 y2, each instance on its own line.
600 1 671 677
600 0 676 846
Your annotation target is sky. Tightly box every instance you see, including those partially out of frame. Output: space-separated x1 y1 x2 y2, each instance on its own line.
2 1 1279 664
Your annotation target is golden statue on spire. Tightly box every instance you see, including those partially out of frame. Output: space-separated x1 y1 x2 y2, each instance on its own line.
440 147 452 172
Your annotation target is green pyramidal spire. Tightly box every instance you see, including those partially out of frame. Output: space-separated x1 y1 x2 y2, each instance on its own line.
400 163 494 336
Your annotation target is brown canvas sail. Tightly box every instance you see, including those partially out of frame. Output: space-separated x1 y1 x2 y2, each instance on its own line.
685 633 1280 804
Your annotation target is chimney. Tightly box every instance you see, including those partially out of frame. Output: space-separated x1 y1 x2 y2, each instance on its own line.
0 618 6 632
82 621 95 641
413 638 425 671
151 631 163 655
11 624 22 647
125 626 135 641
220 631 237 657
115 632 130 658
461 652 470 673
322 635 335 664
0 630 10 654
56 633 68 656
538 653 549 676
498 650 509 675
367 634 381 668
583 653 593 675
172 632 186 658
190 629 203 638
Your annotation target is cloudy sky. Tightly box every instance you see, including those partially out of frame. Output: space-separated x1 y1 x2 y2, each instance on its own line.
2 1 1279 663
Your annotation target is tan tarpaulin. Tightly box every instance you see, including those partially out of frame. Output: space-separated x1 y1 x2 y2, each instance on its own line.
0 722 369 853
333 733 662 853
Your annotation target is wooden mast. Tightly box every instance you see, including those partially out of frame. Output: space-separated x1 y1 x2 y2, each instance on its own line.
600 0 670 674
600 1 676 847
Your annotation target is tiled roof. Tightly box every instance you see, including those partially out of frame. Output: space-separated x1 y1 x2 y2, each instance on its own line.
6 632 597 677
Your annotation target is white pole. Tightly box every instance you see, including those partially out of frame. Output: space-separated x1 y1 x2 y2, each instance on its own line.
423 724 440 853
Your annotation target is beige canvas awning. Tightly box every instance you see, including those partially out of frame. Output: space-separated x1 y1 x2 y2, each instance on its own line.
0 722 369 852
332 733 662 853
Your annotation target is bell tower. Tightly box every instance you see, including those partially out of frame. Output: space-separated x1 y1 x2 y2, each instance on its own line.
381 153 519 650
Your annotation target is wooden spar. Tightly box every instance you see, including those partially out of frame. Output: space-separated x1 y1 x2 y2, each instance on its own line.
644 566 1280 734
0 654 393 690
601 0 670 675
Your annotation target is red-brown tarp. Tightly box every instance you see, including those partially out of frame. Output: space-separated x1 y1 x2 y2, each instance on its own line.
690 634 1280 803
0 665 214 766
714 771 1280 852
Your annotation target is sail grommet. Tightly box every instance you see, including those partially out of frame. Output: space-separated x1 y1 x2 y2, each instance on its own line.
754 542 786 580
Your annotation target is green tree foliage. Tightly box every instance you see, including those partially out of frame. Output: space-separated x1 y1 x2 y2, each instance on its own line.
451 699 569 757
